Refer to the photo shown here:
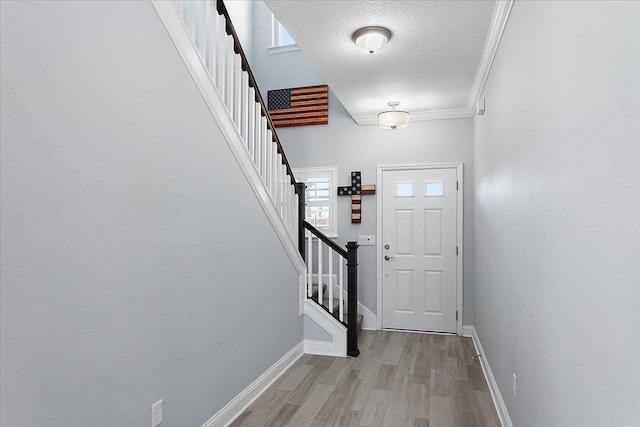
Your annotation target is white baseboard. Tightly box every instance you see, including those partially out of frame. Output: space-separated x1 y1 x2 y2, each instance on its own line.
462 325 513 427
201 342 304 427
303 339 345 357
462 325 475 337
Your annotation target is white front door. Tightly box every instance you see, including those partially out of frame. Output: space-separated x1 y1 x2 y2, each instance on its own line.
381 167 459 333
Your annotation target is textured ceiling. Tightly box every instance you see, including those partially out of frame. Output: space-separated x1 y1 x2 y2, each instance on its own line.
264 0 497 124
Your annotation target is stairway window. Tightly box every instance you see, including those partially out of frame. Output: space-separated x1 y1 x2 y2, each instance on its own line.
269 13 300 54
293 167 338 238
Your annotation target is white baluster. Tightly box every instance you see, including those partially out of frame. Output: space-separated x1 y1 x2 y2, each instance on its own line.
240 72 249 143
281 164 287 219
290 178 296 233
174 1 185 24
207 2 216 76
317 239 323 305
339 258 344 322
276 154 283 215
255 108 263 169
260 116 268 182
197 1 207 59
328 250 334 313
270 144 278 198
249 99 258 161
257 116 264 178
233 54 242 126
291 180 297 234
307 229 313 298
283 174 290 229
225 36 234 112
186 1 196 40
265 131 273 192
247 92 255 156
215 14 225 90
292 188 298 237
260 125 273 185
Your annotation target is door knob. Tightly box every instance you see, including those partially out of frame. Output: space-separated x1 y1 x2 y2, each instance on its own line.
384 255 395 261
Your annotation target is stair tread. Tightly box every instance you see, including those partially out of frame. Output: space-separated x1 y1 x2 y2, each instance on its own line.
310 283 328 299
321 297 340 313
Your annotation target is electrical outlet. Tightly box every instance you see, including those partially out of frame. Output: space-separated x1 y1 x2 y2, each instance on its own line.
358 235 376 246
512 373 517 398
152 399 163 427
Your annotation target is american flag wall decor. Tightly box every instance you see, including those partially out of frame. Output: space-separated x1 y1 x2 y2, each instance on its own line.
267 85 328 128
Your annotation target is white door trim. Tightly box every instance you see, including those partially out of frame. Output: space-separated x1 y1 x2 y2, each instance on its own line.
376 163 464 335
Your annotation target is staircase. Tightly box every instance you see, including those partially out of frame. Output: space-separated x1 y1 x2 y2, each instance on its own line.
152 0 362 357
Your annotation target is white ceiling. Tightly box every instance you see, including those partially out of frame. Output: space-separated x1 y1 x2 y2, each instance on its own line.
264 0 505 124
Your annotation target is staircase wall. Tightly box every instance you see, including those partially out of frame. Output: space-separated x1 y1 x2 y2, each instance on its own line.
0 2 301 426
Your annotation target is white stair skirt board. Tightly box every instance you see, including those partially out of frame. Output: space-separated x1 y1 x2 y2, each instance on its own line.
462 325 514 427
151 1 305 276
201 342 304 427
303 300 347 357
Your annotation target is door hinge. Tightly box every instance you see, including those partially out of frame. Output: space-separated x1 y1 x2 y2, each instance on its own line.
456 246 459 256
456 181 459 190
456 311 459 321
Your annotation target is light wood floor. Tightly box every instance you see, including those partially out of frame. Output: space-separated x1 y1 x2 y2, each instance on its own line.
230 330 500 427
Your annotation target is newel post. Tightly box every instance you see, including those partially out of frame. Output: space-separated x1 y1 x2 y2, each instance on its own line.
346 241 360 357
295 182 306 260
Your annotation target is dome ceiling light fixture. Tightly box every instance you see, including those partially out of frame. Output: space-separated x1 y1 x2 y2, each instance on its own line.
352 26 392 54
378 101 410 130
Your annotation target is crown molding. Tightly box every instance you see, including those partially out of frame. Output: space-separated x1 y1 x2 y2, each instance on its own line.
353 0 513 126
353 107 473 126
467 0 515 113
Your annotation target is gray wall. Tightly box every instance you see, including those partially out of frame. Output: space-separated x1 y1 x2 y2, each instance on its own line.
473 1 640 425
251 1 324 90
303 315 332 342
250 1 475 324
0 1 301 426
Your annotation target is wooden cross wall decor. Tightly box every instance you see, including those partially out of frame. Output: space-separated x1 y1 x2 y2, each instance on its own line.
338 171 376 223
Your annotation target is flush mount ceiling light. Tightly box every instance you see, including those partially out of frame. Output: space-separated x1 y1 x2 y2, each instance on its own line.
352 26 391 54
378 101 410 130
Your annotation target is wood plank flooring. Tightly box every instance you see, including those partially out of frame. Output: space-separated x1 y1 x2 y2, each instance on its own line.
230 330 500 427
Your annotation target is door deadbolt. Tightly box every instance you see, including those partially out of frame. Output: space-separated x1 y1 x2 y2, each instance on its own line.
384 244 390 249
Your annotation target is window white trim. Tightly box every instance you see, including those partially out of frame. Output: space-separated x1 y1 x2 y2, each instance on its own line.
293 166 338 238
267 45 301 55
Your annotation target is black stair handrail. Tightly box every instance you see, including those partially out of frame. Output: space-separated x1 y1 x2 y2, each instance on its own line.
302 221 348 259
215 0 298 191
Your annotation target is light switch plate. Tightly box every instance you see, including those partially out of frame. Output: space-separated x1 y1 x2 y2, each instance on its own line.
358 235 376 246
152 399 163 427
